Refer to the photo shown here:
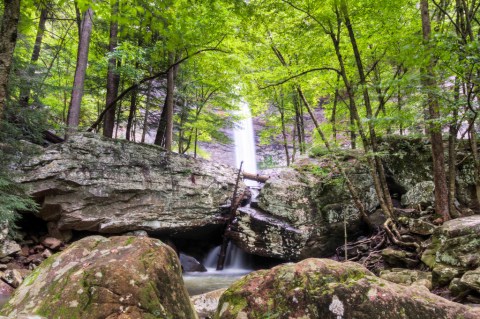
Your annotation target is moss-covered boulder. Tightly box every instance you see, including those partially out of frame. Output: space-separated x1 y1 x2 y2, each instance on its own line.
214 258 480 319
421 215 480 286
0 236 198 319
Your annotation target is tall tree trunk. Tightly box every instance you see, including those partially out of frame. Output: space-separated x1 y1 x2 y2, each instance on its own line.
448 79 459 216
420 0 450 221
339 0 394 218
154 52 175 150
164 52 175 151
66 7 94 137
141 76 153 143
469 118 480 208
19 6 47 108
0 0 21 118
103 0 120 138
125 88 137 141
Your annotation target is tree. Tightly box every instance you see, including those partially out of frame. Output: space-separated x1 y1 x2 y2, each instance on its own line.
0 0 21 119
66 6 94 136
420 0 450 221
102 0 120 138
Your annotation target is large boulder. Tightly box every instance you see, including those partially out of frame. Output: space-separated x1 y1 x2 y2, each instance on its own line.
214 258 480 319
229 162 378 260
15 133 242 235
0 236 198 319
422 215 480 286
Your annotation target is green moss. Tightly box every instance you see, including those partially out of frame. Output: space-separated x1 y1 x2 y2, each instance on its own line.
124 236 136 246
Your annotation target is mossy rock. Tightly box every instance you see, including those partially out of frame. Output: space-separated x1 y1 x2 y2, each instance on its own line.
214 258 480 319
422 216 480 287
0 236 197 319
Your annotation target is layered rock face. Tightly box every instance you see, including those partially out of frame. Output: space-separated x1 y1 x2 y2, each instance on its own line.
0 236 197 319
422 215 480 286
15 133 242 235
214 258 480 319
228 162 378 260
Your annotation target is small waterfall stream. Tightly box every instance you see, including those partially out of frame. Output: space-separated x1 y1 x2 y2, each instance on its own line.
183 101 258 296
234 101 258 186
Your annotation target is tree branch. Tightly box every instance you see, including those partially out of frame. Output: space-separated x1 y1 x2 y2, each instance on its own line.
87 46 227 132
259 67 340 89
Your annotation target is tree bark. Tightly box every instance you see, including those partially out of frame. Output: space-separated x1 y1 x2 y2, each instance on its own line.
125 88 137 141
243 172 270 183
19 6 47 108
420 0 450 221
103 0 120 138
141 75 153 143
0 0 21 119
66 7 94 137
154 52 175 150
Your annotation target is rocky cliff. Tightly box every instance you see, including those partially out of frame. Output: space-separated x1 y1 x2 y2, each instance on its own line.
15 133 243 236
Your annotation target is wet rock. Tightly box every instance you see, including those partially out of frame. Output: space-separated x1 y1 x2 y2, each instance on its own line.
381 248 419 268
380 268 432 290
422 215 480 286
15 133 242 235
191 288 226 319
214 258 480 319
180 253 207 272
0 236 198 319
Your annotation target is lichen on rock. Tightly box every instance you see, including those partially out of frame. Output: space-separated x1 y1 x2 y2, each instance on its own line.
0 236 198 319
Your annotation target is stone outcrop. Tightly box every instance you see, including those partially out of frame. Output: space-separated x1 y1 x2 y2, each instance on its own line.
228 162 378 260
15 133 242 235
380 268 433 290
191 288 226 319
422 215 480 286
0 236 197 319
214 258 480 319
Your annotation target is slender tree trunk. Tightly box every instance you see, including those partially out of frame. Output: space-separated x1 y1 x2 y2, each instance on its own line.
19 6 47 108
0 0 21 119
103 0 120 138
297 87 373 229
331 78 340 142
420 0 450 221
469 118 480 208
66 7 94 137
279 104 290 166
164 52 175 151
337 1 394 218
291 124 296 163
141 76 153 143
125 88 137 141
154 53 175 149
448 78 460 215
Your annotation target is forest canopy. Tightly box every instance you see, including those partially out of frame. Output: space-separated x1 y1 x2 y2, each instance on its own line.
0 0 479 226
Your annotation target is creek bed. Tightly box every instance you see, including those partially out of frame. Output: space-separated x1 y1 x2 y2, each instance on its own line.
183 268 250 296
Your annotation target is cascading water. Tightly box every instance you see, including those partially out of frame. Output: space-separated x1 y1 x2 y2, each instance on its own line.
234 101 258 187
183 101 258 296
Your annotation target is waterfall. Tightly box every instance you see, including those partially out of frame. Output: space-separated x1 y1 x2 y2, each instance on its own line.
234 101 257 186
203 244 252 271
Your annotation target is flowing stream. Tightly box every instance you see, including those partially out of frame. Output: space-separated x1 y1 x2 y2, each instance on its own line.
183 101 258 296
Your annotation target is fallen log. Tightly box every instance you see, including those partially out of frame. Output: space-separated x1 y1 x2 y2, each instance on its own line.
43 130 64 144
242 172 270 183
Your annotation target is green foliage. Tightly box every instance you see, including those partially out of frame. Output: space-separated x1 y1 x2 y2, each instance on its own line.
0 105 44 232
